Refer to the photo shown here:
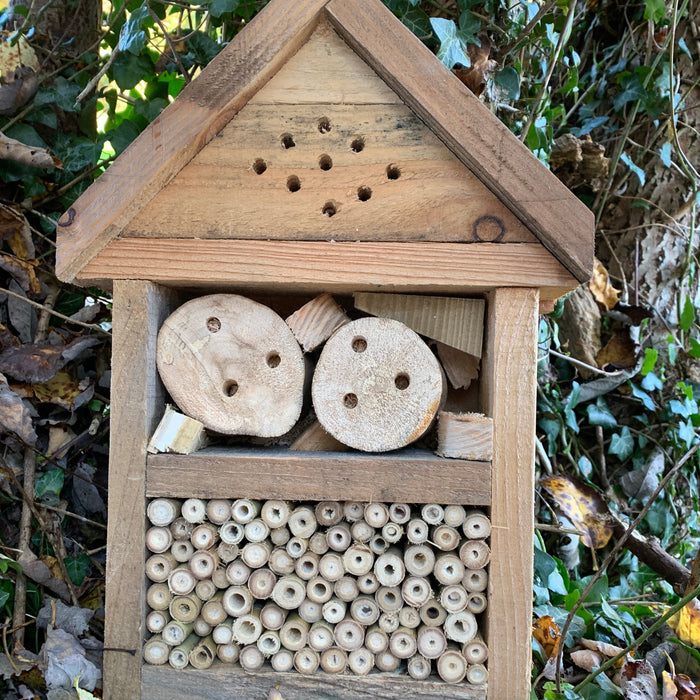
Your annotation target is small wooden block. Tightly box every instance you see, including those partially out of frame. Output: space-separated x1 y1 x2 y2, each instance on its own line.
353 292 484 357
285 293 350 352
289 420 349 452
436 411 493 461
147 404 208 455
435 342 480 390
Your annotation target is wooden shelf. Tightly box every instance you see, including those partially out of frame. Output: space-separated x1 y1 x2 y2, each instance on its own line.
146 447 491 504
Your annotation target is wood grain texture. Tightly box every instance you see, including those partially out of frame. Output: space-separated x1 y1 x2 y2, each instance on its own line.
79 239 579 300
104 281 176 700
481 287 538 700
142 664 486 698
325 0 594 281
55 0 329 282
285 293 350 352
146 447 491 504
436 412 493 461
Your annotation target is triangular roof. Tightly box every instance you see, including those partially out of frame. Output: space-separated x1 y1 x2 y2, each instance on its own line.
55 0 594 285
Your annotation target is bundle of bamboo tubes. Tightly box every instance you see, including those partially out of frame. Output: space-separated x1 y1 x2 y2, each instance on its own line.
144 498 490 685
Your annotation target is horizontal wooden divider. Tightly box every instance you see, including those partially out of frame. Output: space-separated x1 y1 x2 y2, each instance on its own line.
146 447 491 504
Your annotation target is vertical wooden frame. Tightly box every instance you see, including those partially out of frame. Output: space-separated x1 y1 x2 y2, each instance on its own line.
104 281 177 700
482 287 539 699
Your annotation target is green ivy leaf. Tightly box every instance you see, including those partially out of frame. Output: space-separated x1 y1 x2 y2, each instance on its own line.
35 468 64 499
689 338 700 359
630 383 655 411
208 0 239 19
587 396 617 428
64 553 91 586
430 18 468 69
643 0 667 22
678 418 697 448
641 347 658 375
680 296 695 332
494 66 520 101
119 5 150 55
110 51 154 90
186 32 224 66
0 589 9 611
641 371 663 391
609 426 634 461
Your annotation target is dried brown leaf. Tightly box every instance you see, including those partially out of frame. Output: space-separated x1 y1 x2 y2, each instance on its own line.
0 130 61 169
580 638 626 657
533 615 561 660
0 371 36 444
453 33 497 97
590 259 621 311
668 598 700 648
0 203 35 259
570 649 604 672
0 252 41 295
33 371 93 411
596 329 638 370
620 656 658 699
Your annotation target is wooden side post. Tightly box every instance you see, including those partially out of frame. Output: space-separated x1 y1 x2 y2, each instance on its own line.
104 281 176 699
482 287 538 699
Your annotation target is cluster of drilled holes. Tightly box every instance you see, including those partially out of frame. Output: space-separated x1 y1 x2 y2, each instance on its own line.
223 380 239 397
319 154 333 171
286 175 301 193
351 336 367 353
252 158 267 175
281 133 295 149
266 352 281 368
343 392 358 409
207 317 221 333
395 373 410 390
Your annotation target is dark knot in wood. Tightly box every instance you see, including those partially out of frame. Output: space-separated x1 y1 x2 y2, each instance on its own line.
57 207 76 227
472 215 505 242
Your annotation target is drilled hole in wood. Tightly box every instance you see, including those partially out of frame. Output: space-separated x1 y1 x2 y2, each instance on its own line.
351 136 365 153
386 164 401 180
357 186 372 201
395 373 410 390
319 154 333 171
322 202 336 217
223 380 239 397
267 352 281 368
287 175 301 192
318 117 331 133
207 317 221 333
351 336 367 353
344 393 358 409
281 133 295 149
253 158 267 174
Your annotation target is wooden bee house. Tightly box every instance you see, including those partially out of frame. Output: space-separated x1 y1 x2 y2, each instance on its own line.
56 0 593 697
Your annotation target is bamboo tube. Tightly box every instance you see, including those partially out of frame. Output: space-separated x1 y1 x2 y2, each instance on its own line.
343 501 364 522
463 567 488 593
350 520 375 543
295 552 320 580
298 598 323 624
238 644 265 671
444 610 478 643
201 592 227 626
205 499 231 525
388 503 411 524
349 595 380 626
242 541 272 569
225 560 251 586
188 549 218 580
421 504 444 525
356 573 379 595
231 498 261 524
368 535 389 555
308 621 334 651
169 594 202 624
148 498 180 526
382 522 403 544
212 620 234 645
222 585 253 616
334 576 359 602
463 510 491 539
375 586 403 614
320 646 347 674
260 603 286 631
170 517 193 541
162 620 193 647
462 634 488 664
378 612 399 634
195 578 217 602
217 643 239 664
419 600 447 627
405 543 436 578
193 616 212 638
219 521 244 545
348 647 374 676
334 616 365 651
244 518 270 543
440 584 469 613
432 525 461 551
416 624 447 659
271 649 294 672
261 500 292 529
171 540 194 563
147 583 172 611
467 592 487 614
375 549 405 587
374 650 400 672
321 597 346 624
286 536 308 559
280 614 309 651
315 501 342 527
365 625 388 654
319 553 344 582
306 576 333 604
402 576 432 608
398 606 421 629
288 507 317 538
181 498 206 524
326 523 351 552
248 567 277 600
257 630 281 656
216 543 239 565
168 632 199 670
146 553 176 583
143 635 169 665
390 626 417 659
459 540 491 569
443 504 466 528
233 609 262 645
146 526 172 554
270 526 291 547
146 610 169 634
406 519 429 544
434 553 465 586
407 654 431 680
309 532 329 555
364 502 389 528
437 648 468 684
269 547 295 575
272 575 306 610
293 647 320 674
343 544 374 576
